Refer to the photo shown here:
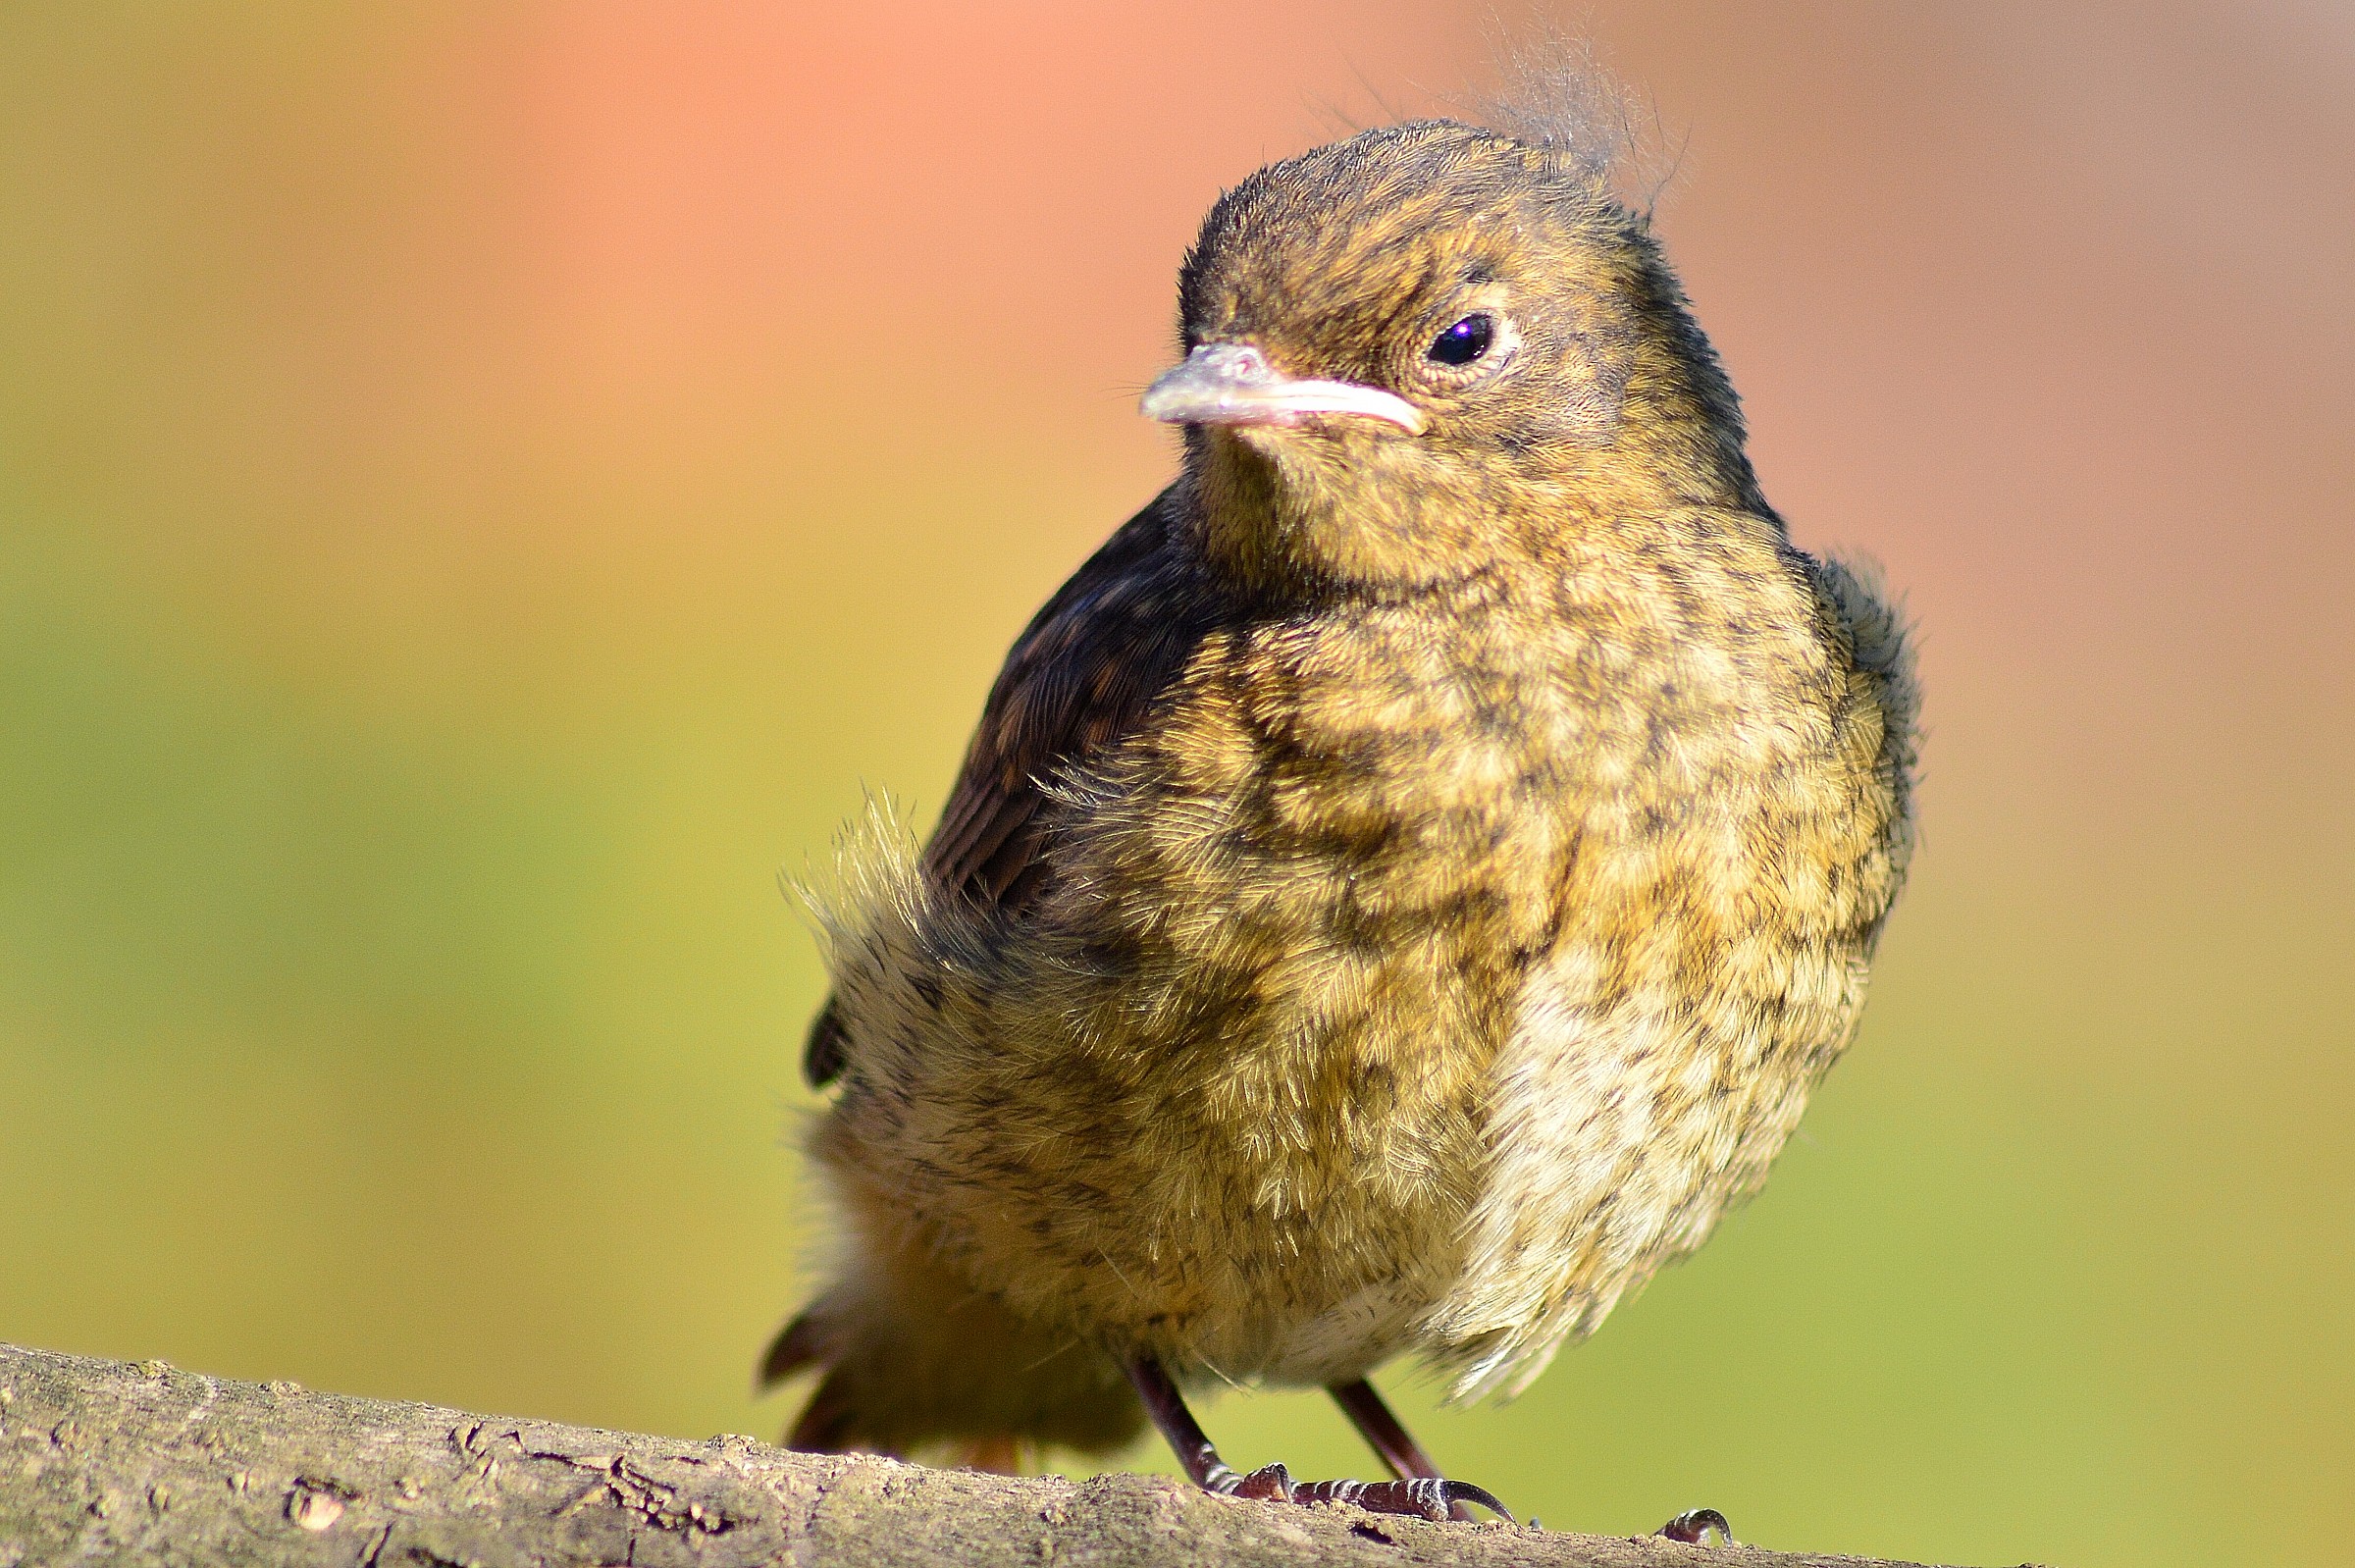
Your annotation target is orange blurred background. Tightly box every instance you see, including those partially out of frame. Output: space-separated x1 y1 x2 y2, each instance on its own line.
2 6 2348 1565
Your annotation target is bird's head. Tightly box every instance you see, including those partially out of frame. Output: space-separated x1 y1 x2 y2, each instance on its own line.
1143 119 1759 594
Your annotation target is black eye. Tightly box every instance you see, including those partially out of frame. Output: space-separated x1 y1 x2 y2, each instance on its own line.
1428 314 1494 366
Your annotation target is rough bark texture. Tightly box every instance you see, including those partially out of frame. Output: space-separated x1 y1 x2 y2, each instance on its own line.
0 1343 1995 1567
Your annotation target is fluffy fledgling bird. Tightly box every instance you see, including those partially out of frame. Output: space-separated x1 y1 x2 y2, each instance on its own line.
763 103 1917 1528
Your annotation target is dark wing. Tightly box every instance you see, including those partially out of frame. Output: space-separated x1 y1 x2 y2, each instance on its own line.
802 488 1216 1085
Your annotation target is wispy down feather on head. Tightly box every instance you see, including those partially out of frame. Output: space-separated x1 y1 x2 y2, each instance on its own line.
1459 28 1682 212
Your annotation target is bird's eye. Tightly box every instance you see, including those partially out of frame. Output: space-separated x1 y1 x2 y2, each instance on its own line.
1428 314 1494 366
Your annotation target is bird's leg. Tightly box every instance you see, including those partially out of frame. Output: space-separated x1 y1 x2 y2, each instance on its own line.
1328 1378 1441 1478
1327 1379 1475 1522
1125 1357 1511 1525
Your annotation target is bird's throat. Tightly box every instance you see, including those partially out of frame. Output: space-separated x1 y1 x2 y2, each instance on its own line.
1186 431 1298 593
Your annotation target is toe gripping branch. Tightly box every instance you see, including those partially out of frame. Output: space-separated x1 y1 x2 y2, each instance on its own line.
1126 1357 1513 1525
1222 1461 1512 1523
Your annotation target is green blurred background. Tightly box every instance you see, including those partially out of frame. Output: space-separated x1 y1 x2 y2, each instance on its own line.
3 5 2348 1564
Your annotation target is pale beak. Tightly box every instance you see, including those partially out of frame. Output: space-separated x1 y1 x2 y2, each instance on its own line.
1140 342 1428 436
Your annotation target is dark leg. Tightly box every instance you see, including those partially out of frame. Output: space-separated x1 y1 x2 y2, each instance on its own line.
1328 1379 1474 1522
1125 1357 1511 1525
1125 1355 1236 1492
1328 1379 1440 1479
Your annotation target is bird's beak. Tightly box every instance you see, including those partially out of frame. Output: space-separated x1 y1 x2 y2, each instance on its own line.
1140 342 1428 436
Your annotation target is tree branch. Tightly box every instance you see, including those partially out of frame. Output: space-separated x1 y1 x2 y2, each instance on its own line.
0 1342 1982 1567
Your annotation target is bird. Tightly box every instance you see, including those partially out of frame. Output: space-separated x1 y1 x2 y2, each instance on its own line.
760 98 1918 1532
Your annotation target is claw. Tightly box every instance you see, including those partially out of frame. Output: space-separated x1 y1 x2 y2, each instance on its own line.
1211 1462 1512 1523
1297 1476 1514 1525
1658 1508 1736 1545
1226 1462 1294 1502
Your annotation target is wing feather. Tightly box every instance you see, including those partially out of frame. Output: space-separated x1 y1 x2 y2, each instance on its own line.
803 488 1215 1085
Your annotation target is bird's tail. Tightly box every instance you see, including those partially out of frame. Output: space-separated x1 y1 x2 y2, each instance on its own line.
759 1171 1144 1467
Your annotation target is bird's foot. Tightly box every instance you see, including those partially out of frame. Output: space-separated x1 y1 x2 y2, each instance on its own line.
1657 1508 1736 1545
1212 1461 1513 1524
1127 1358 1505 1525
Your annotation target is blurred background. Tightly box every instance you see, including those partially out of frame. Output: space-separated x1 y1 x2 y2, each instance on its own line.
2 4 2348 1564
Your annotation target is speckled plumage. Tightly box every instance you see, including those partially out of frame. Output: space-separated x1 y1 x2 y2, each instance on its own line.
769 118 1917 1466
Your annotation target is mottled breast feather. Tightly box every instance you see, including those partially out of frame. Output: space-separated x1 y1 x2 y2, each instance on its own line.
1429 540 1918 1401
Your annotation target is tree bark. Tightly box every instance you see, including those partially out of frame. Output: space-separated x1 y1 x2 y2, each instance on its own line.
0 1343 1991 1567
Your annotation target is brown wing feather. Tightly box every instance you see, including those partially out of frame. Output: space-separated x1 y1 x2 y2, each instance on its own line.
802 488 1216 1085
